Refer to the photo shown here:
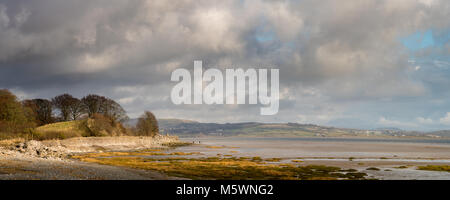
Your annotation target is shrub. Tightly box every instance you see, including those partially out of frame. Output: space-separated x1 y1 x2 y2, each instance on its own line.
136 111 159 137
85 114 115 137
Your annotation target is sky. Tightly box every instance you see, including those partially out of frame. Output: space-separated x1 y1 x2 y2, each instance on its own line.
0 0 449 131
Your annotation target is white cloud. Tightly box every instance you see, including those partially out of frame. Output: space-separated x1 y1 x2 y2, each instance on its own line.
378 117 418 128
439 112 450 125
416 117 434 124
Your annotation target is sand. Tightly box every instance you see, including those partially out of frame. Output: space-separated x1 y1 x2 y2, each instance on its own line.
177 137 450 180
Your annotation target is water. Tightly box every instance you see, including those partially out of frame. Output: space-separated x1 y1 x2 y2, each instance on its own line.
174 137 450 180
183 136 450 144
179 137 450 159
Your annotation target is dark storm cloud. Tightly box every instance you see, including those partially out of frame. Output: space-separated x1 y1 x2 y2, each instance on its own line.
0 0 449 130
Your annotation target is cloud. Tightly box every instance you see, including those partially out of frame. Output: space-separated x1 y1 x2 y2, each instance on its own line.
0 0 448 129
378 117 418 128
439 112 450 125
416 117 434 125
376 114 450 129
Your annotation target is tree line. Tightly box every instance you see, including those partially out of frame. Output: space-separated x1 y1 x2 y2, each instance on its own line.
25 93 128 126
0 89 159 137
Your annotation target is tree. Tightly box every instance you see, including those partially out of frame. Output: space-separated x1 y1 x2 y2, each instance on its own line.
28 99 54 125
68 97 86 120
136 111 159 137
0 89 25 122
0 89 31 132
81 94 128 123
81 94 107 117
52 94 76 121
81 94 106 117
100 98 129 123
22 99 38 126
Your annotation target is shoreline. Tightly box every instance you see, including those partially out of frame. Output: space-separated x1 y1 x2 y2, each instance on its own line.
0 135 187 180
1 136 449 180
179 135 450 143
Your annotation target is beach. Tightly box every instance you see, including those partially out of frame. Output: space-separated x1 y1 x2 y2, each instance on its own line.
1 136 449 180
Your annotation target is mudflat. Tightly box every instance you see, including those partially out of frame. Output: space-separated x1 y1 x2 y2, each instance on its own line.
174 137 450 179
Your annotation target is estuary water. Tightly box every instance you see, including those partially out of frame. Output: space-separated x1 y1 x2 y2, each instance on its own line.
174 137 450 180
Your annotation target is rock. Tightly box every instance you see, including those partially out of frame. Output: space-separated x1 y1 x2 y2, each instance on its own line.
11 140 68 159
5 135 180 160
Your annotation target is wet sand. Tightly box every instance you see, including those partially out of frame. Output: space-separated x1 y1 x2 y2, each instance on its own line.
178 137 450 180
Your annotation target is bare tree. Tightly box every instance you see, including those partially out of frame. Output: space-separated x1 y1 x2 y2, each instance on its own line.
101 98 129 123
136 111 159 137
28 99 54 125
81 94 128 123
68 97 86 120
81 94 106 117
52 94 76 121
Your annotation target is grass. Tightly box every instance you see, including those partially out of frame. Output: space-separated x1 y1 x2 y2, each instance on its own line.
366 167 380 171
0 121 88 141
251 156 263 162
36 120 84 132
72 151 369 180
265 158 282 162
34 120 88 139
417 165 450 172
162 142 192 148
17 118 129 141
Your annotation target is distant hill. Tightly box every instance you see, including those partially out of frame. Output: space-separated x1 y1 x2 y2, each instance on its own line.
125 118 198 127
128 118 450 138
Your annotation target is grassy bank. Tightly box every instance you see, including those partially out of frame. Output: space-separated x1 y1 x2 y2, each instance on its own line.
0 118 131 141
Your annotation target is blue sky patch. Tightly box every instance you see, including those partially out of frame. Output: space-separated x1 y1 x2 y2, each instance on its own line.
401 30 435 51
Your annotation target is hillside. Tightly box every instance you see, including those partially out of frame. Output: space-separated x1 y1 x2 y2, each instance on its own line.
33 118 127 140
150 119 450 138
